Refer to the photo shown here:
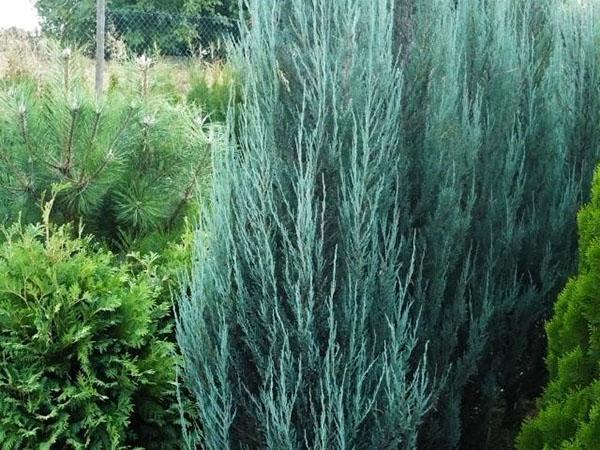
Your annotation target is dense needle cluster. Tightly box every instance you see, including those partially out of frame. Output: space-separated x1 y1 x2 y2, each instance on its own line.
178 0 600 448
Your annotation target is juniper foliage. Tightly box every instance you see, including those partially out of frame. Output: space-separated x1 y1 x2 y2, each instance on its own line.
392 0 600 447
177 0 432 447
179 0 600 448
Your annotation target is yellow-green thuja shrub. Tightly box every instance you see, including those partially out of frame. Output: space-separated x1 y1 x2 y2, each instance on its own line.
0 201 181 449
516 167 600 450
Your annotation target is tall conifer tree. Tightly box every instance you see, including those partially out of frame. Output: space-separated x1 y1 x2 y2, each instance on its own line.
177 0 432 447
179 0 600 448
392 0 600 447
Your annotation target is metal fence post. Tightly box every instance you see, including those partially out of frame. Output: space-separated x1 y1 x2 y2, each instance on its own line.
95 0 106 98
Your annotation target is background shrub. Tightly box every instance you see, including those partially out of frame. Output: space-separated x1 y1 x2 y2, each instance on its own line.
388 1 600 446
0 29 44 85
516 167 600 450
0 201 180 449
106 55 192 105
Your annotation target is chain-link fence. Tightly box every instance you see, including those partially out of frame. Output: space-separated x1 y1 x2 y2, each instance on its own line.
40 6 239 60
32 3 241 94
105 9 239 58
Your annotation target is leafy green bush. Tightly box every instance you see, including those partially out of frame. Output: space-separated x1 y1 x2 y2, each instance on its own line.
0 201 180 449
516 167 600 450
0 49 210 249
187 62 238 122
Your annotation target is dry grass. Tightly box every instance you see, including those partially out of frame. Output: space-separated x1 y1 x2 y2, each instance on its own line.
0 28 47 81
0 29 226 101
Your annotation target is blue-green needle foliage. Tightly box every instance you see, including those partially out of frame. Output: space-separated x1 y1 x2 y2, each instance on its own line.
177 0 432 448
179 0 600 448
392 0 600 447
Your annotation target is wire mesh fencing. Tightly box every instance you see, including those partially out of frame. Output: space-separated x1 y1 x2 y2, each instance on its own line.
105 9 239 59
39 6 239 60
32 5 240 94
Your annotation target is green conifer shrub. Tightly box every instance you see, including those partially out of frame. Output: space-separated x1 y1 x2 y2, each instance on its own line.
0 200 180 449
0 48 210 249
177 0 432 447
515 167 600 450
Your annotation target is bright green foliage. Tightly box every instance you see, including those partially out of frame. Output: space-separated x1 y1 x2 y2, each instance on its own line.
516 167 600 450
0 48 209 249
177 0 432 448
0 201 180 449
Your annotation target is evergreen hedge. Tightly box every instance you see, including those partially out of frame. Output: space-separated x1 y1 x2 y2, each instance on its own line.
0 201 180 449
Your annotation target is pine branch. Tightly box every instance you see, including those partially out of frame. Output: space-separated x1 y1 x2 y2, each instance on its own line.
62 106 80 176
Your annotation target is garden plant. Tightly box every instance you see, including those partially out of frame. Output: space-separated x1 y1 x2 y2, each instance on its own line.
0 47 210 250
516 167 600 450
178 0 600 448
0 200 180 449
0 38 202 450
0 0 599 448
